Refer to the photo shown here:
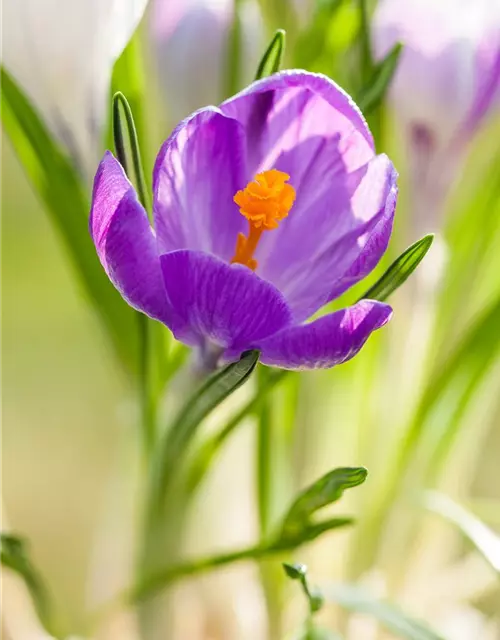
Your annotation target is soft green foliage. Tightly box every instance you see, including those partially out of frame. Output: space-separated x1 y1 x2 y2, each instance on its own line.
357 43 403 114
1 533 55 636
1 68 138 371
324 584 445 640
152 350 261 510
424 491 500 574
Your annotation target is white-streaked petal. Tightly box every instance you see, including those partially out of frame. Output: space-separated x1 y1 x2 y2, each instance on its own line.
150 0 264 125
2 0 149 176
373 0 500 149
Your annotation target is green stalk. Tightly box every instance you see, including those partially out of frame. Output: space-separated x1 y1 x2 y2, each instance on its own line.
357 0 374 85
256 366 285 639
112 92 156 457
132 543 272 602
225 0 243 98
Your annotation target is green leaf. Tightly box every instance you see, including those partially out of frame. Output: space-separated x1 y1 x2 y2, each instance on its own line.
325 583 445 640
281 467 367 533
255 29 286 80
360 234 434 302
152 350 261 509
357 43 403 114
424 491 500 574
1 67 137 371
1 533 56 635
292 0 343 69
186 370 289 495
275 518 355 550
112 92 150 211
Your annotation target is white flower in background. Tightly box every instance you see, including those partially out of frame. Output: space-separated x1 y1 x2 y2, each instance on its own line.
151 0 263 125
2 0 149 176
373 0 500 229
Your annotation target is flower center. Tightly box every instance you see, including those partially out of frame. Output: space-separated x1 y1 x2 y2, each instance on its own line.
230 169 296 270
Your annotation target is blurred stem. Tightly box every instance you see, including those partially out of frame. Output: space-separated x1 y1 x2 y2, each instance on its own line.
357 0 374 85
225 0 243 98
256 366 284 639
91 540 280 629
132 542 273 603
112 92 156 457
257 368 273 537
257 0 298 64
186 369 288 496
138 315 156 456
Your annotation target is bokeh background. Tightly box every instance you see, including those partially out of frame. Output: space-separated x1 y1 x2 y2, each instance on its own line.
3 1 500 639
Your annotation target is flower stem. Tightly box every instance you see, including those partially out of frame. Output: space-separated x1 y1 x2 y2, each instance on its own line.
256 366 284 639
112 92 150 212
131 543 271 603
112 91 156 457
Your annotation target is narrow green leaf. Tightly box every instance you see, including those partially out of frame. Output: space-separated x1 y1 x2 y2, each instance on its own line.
292 0 343 69
275 517 355 549
357 0 375 85
424 491 500 574
1 533 56 635
357 42 403 114
153 350 260 508
360 234 434 302
112 92 150 211
281 467 367 532
324 583 445 640
255 29 286 80
1 67 137 371
360 294 500 571
186 370 288 495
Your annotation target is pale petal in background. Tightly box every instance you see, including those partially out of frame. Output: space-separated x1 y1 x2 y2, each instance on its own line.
373 0 500 229
2 0 149 176
151 0 264 126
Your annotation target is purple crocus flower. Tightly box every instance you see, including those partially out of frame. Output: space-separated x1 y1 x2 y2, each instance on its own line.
90 71 397 370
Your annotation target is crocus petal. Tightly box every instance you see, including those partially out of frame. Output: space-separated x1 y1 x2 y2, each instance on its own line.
153 108 248 262
90 151 171 324
3 0 148 174
373 0 500 150
220 70 374 176
151 0 264 125
261 154 398 322
216 70 394 320
258 300 392 370
159 250 292 352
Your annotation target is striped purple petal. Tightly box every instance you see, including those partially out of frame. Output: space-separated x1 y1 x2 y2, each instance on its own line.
90 151 172 324
258 300 392 370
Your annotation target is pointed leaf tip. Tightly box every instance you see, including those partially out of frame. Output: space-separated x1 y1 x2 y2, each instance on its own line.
360 234 434 302
358 42 404 114
282 466 367 529
255 29 286 80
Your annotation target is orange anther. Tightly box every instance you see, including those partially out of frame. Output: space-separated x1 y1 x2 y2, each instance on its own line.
231 169 295 270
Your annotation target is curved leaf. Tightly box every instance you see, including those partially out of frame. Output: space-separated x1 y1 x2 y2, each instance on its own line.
255 29 286 80
325 583 445 640
360 235 434 302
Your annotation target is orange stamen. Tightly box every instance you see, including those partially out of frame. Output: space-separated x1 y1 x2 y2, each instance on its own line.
231 169 296 270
